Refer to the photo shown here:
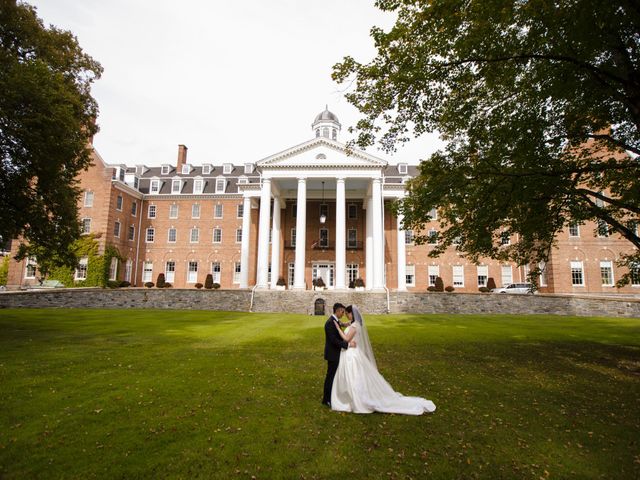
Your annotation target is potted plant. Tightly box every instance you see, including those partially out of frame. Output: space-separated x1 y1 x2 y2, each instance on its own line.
195 282 203 289
156 273 166 288
212 282 220 290
315 277 326 290
204 274 214 289
434 276 445 292
348 280 355 289
275 276 286 290
354 278 365 291
445 285 455 292
144 282 154 288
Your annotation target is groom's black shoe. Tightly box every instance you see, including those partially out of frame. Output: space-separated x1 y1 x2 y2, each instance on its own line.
322 401 331 408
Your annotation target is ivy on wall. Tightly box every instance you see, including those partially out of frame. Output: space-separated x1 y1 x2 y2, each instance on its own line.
0 256 9 286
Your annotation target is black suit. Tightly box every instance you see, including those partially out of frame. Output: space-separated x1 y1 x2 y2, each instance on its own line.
323 314 349 405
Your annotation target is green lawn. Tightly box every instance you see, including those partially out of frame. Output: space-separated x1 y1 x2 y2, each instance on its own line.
0 310 639 479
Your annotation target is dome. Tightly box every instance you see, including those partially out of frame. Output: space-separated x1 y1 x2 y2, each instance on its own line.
313 107 340 124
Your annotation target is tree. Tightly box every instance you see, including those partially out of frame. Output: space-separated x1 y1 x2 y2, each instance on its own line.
333 0 640 285
0 1 102 269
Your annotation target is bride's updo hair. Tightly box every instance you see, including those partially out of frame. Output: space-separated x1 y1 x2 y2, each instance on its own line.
345 305 353 314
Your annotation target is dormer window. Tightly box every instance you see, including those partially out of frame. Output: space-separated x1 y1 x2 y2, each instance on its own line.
238 176 248 184
223 164 233 174
181 164 191 175
161 165 170 175
193 178 203 194
398 163 408 174
133 177 139 189
244 163 254 174
202 165 211 175
150 179 160 194
215 178 226 193
172 179 182 194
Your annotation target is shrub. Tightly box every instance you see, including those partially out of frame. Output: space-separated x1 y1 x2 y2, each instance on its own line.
434 276 444 292
164 283 172 288
427 286 437 292
445 285 455 292
119 281 131 287
478 286 490 293
212 282 220 290
195 283 203 289
144 282 154 288
487 277 497 290
276 276 286 286
204 274 214 289
106 280 120 289
354 278 365 288
156 273 166 288
348 280 355 289
315 277 325 288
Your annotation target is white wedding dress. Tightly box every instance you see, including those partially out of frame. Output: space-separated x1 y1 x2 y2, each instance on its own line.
331 306 436 415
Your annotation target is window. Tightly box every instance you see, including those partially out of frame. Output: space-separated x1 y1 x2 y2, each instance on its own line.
116 195 123 211
347 229 357 248
238 176 248 186
168 228 177 243
597 219 609 237
288 263 295 287
347 264 359 285
428 265 439 287
192 204 200 219
128 225 135 241
75 257 88 280
237 204 244 218
244 163 253 174
453 265 464 287
348 204 358 219
500 231 511 245
477 265 488 287
81 218 91 234
405 230 414 245
332 128 337 140
501 265 513 286
600 261 614 286
109 257 118 281
211 262 221 283
114 221 121 238
146 227 155 243
131 201 137 216
236 228 243 243
427 229 438 245
190 228 199 243
182 164 190 174
84 191 94 207
234 262 241 284
150 180 160 194
213 228 222 243
124 259 132 282
169 204 178 219
398 163 408 174
322 127 329 138
571 261 584 286
319 228 329 247
405 264 416 286
428 207 438 220
25 257 37 278
193 179 203 194
165 261 175 282
161 165 170 175
202 165 211 175
539 261 548 287
223 164 233 174
142 261 153 282
133 177 139 189
569 222 580 237
631 263 640 286
172 179 182 194
148 205 156 218
214 204 223 218
291 228 296 247
216 178 226 193
315 129 320 138
187 261 198 283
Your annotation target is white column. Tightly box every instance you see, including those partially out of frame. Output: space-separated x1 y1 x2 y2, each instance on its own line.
293 178 307 289
256 178 271 288
335 177 346 289
239 196 252 288
396 207 407 291
371 177 384 290
269 197 281 289
365 195 373 290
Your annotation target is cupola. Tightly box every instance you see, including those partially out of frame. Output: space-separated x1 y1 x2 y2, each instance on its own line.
312 106 341 141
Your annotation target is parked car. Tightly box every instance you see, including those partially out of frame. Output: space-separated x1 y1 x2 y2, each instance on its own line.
491 283 536 294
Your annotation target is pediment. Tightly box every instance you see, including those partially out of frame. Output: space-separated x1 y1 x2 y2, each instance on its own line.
256 137 387 169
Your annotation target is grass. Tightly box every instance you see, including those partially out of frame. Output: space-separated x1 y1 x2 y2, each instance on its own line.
0 309 639 479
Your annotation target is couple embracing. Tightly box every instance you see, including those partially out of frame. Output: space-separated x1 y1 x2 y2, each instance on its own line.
322 303 436 415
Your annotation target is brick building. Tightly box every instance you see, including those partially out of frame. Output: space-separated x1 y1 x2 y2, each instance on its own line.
6 108 639 294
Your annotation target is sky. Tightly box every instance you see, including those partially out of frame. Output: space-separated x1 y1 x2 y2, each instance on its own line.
30 0 444 167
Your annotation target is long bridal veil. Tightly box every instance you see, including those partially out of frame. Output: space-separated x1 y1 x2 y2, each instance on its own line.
351 305 377 370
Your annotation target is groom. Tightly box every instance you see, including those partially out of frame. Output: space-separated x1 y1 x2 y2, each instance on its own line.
322 302 356 407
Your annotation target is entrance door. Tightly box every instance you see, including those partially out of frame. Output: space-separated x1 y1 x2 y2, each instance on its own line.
312 263 334 288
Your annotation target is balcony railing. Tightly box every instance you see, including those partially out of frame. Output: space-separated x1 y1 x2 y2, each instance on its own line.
283 241 364 250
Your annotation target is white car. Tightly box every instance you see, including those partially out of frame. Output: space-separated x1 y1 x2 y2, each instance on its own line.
492 283 535 294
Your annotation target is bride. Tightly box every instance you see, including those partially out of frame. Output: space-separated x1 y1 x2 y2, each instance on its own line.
331 305 436 415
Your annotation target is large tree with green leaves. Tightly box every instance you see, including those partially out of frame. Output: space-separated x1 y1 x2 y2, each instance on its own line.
333 0 640 285
0 0 102 268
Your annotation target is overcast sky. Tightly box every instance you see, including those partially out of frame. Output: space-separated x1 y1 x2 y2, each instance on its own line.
30 0 444 167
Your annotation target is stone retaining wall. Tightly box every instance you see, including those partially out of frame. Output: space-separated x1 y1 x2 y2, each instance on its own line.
0 288 638 318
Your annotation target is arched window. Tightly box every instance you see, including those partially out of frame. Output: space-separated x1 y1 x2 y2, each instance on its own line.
322 127 329 138
332 128 337 140
316 129 320 138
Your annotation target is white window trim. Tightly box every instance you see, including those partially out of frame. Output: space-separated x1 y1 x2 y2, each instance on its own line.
236 228 243 244
161 165 170 175
84 191 94 207
116 195 123 211
212 228 222 244
190 227 200 244
398 163 408 174
192 203 201 219
168 228 177 243
172 179 182 194
453 265 465 287
146 227 155 243
150 179 160 194
223 164 233 174
75 257 89 281
215 177 226 193
570 261 585 287
148 204 156 219
405 264 416 287
202 165 212 175
193 177 204 194
169 204 178 219
214 204 223 219
600 260 614 287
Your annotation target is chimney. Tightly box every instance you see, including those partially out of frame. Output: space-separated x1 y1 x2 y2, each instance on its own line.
177 144 188 169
